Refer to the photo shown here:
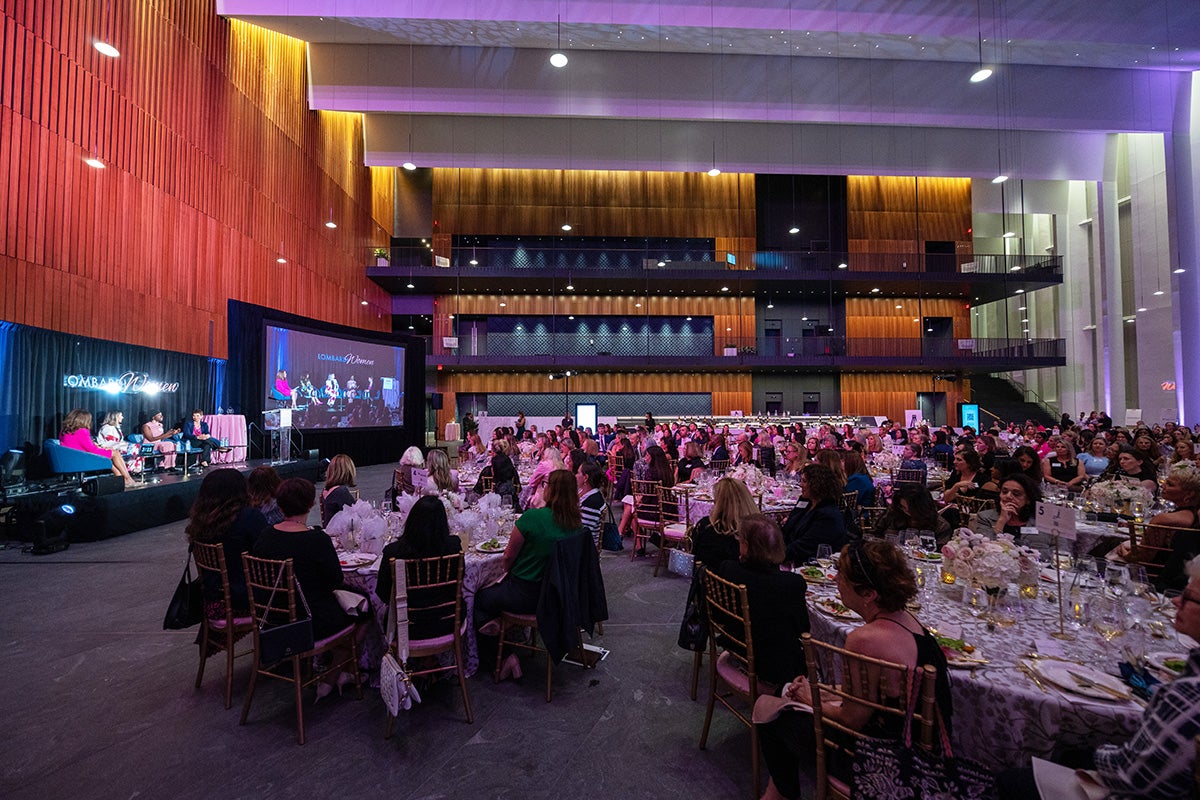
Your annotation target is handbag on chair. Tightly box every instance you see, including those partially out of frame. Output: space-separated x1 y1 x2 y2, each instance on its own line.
257 569 315 664
380 559 421 715
162 547 203 630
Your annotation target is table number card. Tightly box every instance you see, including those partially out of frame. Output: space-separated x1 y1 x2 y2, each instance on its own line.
1035 502 1077 541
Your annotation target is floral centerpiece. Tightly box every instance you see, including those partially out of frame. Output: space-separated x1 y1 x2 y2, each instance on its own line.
871 450 901 474
1084 479 1153 513
941 529 1039 590
728 463 768 493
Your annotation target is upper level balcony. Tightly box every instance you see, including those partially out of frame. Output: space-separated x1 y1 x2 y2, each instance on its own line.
370 241 1062 304
424 333 1066 373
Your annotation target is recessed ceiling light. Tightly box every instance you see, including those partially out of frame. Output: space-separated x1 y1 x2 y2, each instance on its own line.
93 41 120 57
83 157 105 169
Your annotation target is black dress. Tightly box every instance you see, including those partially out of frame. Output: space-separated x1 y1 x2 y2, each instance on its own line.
252 525 350 639
320 485 355 526
202 506 269 616
376 535 463 641
690 517 740 570
715 559 810 688
781 500 849 564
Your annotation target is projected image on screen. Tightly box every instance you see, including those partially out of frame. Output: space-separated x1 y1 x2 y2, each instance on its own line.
265 325 405 430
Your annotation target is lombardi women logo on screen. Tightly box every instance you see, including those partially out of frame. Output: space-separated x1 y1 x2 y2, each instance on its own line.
62 371 180 395
317 352 377 366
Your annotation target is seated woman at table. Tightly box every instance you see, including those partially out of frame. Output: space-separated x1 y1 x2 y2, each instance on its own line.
395 446 425 495
971 473 1047 552
246 465 284 525
1169 436 1197 467
941 448 987 505
619 445 675 540
422 449 458 494
676 440 707 483
521 444 564 509
1132 431 1164 471
778 442 808 482
473 443 521 508
475 469 584 679
59 409 136 487
1098 446 1159 495
97 410 143 475
375 495 462 609
1076 436 1111 478
974 433 1000 471
253 478 367 701
757 538 952 800
464 431 486 463
731 439 754 468
841 451 875 509
187 468 269 616
1011 445 1044 485
999 555 1200 800
716 514 810 688
1042 439 1086 490
691 477 758 569
814 449 847 491
1107 463 1200 591
320 454 357 526
576 461 609 549
781 463 849 565
140 411 180 471
875 483 952 546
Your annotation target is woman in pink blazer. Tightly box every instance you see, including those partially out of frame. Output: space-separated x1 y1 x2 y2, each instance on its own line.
59 409 135 486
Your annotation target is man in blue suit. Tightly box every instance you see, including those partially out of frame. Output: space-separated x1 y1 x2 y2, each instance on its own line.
181 408 218 468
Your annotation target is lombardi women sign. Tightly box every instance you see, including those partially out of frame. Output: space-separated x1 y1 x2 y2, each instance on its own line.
62 372 181 394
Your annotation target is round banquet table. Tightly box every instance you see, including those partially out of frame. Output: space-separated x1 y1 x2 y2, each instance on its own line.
803 562 1157 771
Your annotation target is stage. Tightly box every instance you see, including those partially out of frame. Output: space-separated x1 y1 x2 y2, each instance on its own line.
1 459 323 543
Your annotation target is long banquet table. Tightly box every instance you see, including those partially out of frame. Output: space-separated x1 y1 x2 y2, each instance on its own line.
802 558 1168 771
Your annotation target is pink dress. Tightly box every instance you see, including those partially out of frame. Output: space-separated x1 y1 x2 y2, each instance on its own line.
60 428 112 457
143 420 177 469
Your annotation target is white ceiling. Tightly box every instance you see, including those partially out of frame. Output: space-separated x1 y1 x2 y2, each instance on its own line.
219 0 1200 179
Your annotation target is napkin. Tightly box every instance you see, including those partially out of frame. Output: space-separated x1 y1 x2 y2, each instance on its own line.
327 500 387 554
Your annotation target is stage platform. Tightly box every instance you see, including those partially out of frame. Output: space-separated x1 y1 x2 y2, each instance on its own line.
1 459 323 543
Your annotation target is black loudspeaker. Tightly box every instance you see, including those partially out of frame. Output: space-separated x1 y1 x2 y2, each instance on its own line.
300 449 320 460
82 475 125 496
430 392 443 410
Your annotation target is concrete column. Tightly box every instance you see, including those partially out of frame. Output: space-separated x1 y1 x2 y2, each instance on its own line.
1173 73 1200 423
1096 140 1125 418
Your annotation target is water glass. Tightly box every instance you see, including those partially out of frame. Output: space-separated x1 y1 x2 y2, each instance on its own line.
816 544 833 562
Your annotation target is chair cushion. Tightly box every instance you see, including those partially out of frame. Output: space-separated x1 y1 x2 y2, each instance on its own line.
662 523 688 539
828 776 851 797
716 651 752 695
408 633 456 655
209 615 253 629
500 611 537 626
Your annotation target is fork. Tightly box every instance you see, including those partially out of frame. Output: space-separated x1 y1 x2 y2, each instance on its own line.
1067 670 1137 703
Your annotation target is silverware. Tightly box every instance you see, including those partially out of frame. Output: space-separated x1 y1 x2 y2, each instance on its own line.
1022 652 1087 665
1066 670 1133 702
1017 662 1048 692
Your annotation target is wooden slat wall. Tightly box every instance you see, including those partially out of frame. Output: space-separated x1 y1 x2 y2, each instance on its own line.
431 169 755 240
435 372 753 432
0 3 392 358
844 298 971 340
840 372 967 427
846 176 973 265
432 294 756 357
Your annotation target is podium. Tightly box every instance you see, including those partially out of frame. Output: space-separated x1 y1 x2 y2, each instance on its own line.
263 409 293 464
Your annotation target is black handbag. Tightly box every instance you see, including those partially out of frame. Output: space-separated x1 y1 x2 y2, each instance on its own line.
162 547 203 630
676 564 709 652
850 673 996 800
601 502 623 551
257 568 315 664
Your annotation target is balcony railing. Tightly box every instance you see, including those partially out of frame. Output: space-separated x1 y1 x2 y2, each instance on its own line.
424 335 1065 369
373 245 1061 278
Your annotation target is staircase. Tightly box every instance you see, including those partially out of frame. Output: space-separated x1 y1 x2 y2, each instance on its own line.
969 375 1058 429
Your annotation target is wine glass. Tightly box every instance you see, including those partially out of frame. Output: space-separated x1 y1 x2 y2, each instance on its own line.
816 544 833 564
1105 563 1131 598
1090 595 1130 645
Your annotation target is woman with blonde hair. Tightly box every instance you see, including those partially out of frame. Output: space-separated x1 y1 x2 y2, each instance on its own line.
59 409 136 487
396 445 424 494
690 477 758 568
423 448 458 494
320 453 357 525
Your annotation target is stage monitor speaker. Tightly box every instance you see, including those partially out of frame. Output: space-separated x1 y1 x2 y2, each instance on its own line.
430 392 443 410
83 475 125 496
300 449 320 460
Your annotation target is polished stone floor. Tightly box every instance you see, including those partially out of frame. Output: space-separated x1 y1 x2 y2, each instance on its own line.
0 464 764 800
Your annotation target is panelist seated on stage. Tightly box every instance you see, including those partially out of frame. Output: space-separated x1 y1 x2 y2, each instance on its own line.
140 411 180 471
180 409 218 468
270 369 299 407
59 408 136 487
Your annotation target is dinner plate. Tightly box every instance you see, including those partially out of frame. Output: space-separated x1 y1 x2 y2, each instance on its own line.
1146 651 1189 677
942 645 987 669
474 539 508 554
797 566 836 584
337 552 375 568
812 597 862 621
1031 661 1132 701
911 551 943 563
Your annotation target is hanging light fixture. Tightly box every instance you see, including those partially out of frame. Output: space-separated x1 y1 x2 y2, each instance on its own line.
550 15 568 67
324 206 337 229
403 43 417 169
707 140 721 176
276 241 287 264
969 0 992 83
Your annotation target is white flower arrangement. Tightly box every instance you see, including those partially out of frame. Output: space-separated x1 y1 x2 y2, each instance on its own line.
941 529 1039 590
728 463 767 492
871 450 901 473
1084 479 1153 511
